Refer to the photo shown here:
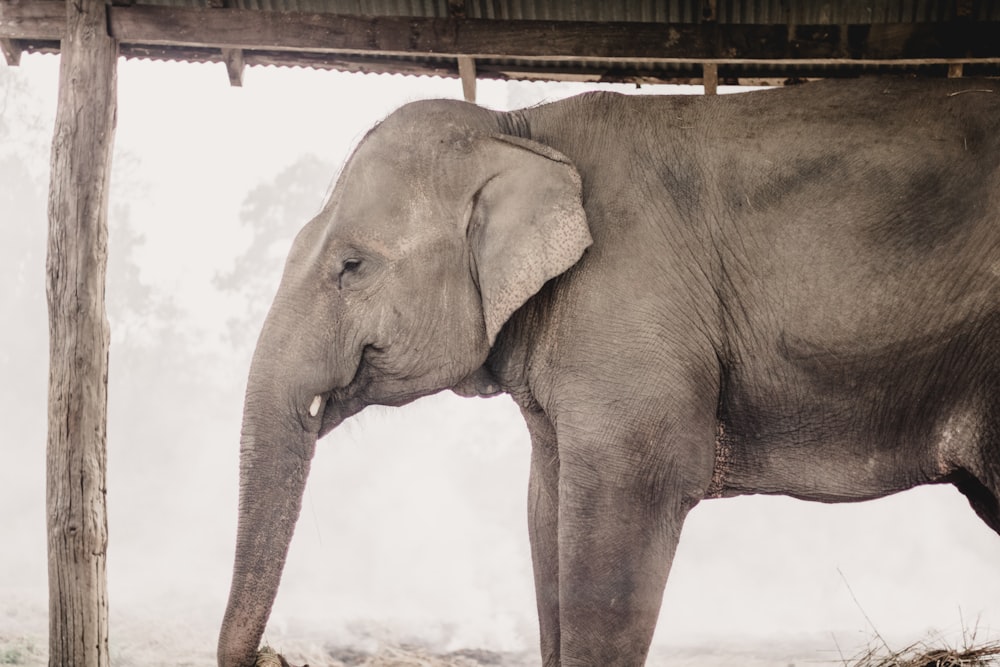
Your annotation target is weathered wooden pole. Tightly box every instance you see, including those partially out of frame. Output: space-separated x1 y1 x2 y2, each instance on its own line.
45 0 117 665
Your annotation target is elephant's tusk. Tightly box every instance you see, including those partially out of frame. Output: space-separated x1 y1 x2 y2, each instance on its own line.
308 395 323 417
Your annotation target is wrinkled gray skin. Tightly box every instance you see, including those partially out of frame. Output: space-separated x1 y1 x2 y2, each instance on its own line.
219 78 1000 666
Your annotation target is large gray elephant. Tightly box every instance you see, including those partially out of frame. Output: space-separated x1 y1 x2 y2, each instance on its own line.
218 77 1000 666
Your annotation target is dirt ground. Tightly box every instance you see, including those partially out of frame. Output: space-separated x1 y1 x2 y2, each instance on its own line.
0 632 858 667
1 607 989 667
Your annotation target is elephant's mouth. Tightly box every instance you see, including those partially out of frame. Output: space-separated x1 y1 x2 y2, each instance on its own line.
347 344 461 411
318 395 364 438
312 345 380 437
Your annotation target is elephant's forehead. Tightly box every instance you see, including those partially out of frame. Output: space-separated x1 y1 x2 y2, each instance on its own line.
325 163 451 254
334 141 468 218
344 121 465 186
320 113 481 248
336 159 437 219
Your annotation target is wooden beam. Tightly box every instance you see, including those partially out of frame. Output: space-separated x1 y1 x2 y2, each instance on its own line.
45 0 116 666
457 55 476 102
94 7 1000 62
222 46 244 86
100 45 1000 84
3 2 1000 75
0 36 20 64
702 62 718 94
103 6 744 60
0 1 64 40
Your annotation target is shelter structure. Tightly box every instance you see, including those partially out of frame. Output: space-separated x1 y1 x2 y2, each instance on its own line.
4 1 1000 94
1 1 999 665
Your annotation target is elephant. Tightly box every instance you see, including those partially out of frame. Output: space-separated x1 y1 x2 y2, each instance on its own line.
218 77 1000 667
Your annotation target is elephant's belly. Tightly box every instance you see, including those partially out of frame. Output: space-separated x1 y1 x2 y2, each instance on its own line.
709 414 943 503
708 349 993 503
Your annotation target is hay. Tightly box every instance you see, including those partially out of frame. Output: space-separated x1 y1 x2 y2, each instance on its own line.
847 640 1000 667
835 571 1000 667
256 646 288 667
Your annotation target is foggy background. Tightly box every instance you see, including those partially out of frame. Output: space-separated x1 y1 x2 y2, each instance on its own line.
3 55 1000 665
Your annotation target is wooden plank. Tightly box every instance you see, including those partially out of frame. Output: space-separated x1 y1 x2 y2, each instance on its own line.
93 41 1000 80
8 37 999 85
45 0 116 666
0 0 63 40
102 6 768 60
0 36 20 64
242 49 458 77
457 55 476 102
222 46 244 86
4 2 1000 71
702 62 717 94
102 8 1000 61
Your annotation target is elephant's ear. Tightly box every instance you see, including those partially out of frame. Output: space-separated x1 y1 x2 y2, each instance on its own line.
467 135 592 345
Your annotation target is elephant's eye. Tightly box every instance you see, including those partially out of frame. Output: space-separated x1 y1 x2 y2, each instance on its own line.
337 258 363 290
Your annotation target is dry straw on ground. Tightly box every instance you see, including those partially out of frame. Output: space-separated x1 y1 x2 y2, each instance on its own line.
846 641 1000 667
835 569 1000 667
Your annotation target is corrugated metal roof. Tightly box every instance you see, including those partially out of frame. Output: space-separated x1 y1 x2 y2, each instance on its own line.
3 0 1000 86
120 0 1000 22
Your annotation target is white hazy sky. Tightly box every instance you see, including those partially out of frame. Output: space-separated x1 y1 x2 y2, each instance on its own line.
4 54 1000 665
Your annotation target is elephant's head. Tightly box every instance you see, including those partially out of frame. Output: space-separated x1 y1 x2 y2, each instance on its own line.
217 100 592 667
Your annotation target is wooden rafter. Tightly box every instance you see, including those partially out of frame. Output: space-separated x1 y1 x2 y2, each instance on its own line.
0 1 63 40
0 36 20 64
457 55 476 102
3 2 1000 67
702 62 718 94
222 47 244 86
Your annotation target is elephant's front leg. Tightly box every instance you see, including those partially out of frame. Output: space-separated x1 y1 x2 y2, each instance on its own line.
523 408 561 667
556 406 716 666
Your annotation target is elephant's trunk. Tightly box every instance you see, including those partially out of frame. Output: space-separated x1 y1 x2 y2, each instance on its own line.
217 378 321 667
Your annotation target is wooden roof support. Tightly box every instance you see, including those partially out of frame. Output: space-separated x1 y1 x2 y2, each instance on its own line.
5 2 999 64
222 47 244 86
0 36 20 64
45 1 116 666
458 55 476 102
4 2 1000 83
702 62 718 94
0 1 63 40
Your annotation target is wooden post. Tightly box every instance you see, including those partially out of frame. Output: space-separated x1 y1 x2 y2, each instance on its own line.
458 55 476 102
45 1 116 666
703 62 718 95
222 47 245 86
1 37 22 65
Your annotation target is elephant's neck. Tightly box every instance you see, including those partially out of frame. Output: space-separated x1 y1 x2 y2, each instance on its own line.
486 285 563 414
496 107 531 139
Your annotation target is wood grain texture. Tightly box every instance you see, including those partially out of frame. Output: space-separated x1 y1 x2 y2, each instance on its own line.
5 2 999 64
45 1 117 665
0 37 20 64
0 0 63 39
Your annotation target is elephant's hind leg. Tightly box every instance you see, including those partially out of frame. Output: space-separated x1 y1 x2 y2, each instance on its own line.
952 469 1000 533
947 404 1000 535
